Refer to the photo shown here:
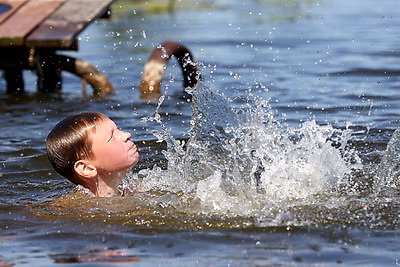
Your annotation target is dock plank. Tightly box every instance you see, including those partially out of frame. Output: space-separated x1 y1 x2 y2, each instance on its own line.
0 0 27 24
26 0 114 48
0 0 64 46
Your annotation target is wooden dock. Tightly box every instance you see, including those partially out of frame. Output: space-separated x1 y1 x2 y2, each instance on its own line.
0 0 115 97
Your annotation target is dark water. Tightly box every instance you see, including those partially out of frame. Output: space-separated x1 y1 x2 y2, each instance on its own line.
1 0 400 265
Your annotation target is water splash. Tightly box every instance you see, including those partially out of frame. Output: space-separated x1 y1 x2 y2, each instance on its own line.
134 82 363 218
374 126 400 193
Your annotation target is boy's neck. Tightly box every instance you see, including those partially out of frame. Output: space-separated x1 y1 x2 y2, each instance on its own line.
96 180 119 197
88 170 128 197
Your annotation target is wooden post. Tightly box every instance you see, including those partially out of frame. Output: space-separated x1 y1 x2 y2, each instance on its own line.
36 52 62 93
4 68 24 93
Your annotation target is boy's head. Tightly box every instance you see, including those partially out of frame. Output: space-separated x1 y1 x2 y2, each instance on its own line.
46 112 139 187
46 112 108 184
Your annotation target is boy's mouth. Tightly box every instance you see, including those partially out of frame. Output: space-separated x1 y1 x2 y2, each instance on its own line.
128 143 139 160
128 143 137 152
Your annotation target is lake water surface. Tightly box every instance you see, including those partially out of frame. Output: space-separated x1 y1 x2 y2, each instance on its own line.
1 0 399 265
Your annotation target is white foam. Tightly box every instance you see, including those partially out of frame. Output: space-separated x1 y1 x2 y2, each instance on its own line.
135 82 362 218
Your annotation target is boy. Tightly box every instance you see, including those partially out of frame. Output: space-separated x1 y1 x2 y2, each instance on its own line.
46 112 140 197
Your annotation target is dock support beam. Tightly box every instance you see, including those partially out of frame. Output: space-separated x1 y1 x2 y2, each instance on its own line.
4 68 24 94
0 48 113 97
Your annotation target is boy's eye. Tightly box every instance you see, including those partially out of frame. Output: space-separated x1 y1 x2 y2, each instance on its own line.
107 130 114 142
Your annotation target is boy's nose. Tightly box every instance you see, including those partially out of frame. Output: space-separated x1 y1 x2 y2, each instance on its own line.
123 131 131 141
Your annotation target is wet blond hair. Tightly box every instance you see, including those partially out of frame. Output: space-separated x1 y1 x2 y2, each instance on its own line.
46 112 108 184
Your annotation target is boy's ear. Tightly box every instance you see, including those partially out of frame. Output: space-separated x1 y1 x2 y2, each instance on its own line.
74 160 97 179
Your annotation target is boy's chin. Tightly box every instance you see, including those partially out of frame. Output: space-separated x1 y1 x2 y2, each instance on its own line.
129 153 140 165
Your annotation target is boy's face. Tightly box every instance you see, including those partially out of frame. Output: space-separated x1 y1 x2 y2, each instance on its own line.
89 117 139 173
